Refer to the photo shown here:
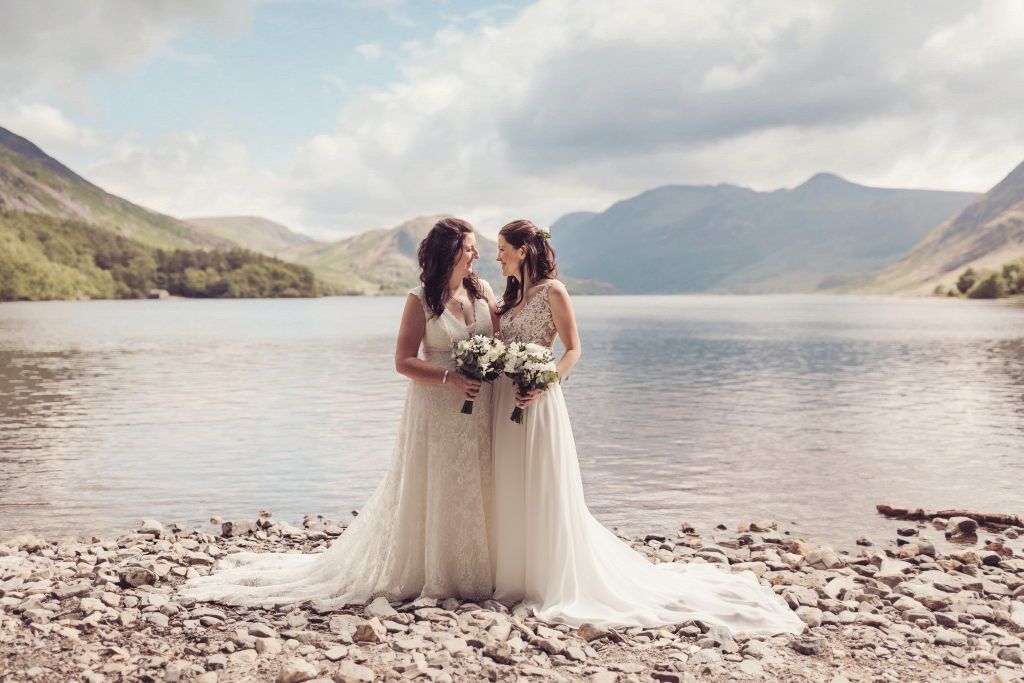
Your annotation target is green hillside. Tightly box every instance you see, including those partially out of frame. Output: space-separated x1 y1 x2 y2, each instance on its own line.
0 211 319 301
0 127 229 251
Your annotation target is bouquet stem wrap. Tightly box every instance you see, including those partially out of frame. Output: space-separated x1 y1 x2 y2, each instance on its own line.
450 334 506 415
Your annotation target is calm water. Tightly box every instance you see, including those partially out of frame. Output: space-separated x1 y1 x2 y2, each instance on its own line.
1 296 1022 547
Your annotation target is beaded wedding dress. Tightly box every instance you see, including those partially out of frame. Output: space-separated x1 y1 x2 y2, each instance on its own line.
491 280 805 635
178 284 495 609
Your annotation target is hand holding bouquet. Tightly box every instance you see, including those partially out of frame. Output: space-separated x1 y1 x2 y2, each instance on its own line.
503 342 560 424
451 334 506 414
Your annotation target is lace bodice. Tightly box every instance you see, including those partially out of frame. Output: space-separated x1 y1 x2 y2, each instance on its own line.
499 280 557 347
411 282 495 369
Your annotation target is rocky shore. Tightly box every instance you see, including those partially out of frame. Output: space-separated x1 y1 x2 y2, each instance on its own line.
1 508 1023 683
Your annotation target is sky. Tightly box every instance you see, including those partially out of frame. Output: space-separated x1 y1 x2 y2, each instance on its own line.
2 0 1024 240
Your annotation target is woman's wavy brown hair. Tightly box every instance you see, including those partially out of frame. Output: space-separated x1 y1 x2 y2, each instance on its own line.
497 219 558 315
417 217 484 318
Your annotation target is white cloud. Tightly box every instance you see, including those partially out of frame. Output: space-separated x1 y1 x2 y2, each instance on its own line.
5 0 1024 240
0 102 103 155
356 43 385 61
279 0 1024 237
85 132 295 228
0 0 251 105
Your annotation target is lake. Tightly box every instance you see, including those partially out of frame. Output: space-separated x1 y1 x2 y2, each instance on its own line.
1 295 1022 547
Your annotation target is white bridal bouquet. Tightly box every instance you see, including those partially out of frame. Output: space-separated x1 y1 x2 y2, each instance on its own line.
451 334 507 414
503 342 560 424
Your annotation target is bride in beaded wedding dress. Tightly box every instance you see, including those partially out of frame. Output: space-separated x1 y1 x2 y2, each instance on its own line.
490 220 805 636
178 218 499 609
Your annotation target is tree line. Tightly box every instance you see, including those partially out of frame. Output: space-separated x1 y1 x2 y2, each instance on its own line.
0 211 322 301
935 257 1024 299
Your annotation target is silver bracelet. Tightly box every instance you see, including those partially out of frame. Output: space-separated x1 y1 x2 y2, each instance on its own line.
442 370 449 384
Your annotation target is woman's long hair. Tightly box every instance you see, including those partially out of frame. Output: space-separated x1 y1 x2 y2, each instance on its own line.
497 219 558 316
417 217 483 318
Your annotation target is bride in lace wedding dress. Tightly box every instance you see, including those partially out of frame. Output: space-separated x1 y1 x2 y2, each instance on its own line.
178 218 500 609
491 220 805 636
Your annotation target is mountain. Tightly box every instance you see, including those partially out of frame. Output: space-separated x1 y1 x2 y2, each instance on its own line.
186 215 312 255
549 174 977 293
198 213 616 295
0 127 230 251
272 215 503 295
865 160 1024 294
0 127 319 301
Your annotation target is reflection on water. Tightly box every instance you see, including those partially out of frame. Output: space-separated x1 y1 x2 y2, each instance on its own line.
1 296 1022 546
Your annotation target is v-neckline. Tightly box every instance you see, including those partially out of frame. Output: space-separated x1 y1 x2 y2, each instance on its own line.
444 295 477 330
506 280 551 324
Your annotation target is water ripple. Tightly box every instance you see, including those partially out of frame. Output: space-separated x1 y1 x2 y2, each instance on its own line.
1 295 1022 546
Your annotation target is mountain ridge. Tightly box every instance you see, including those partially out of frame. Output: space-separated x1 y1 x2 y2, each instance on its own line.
550 174 978 293
865 160 1024 294
0 126 230 251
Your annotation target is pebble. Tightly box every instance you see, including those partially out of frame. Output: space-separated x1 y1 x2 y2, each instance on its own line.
353 617 387 644
365 595 397 620
689 648 722 666
933 628 969 647
577 622 610 642
335 661 375 682
804 546 844 570
796 606 824 627
256 637 283 655
739 658 764 675
3 512 1020 683
144 612 170 628
945 516 979 538
119 567 157 587
276 657 318 683
229 649 258 666
483 641 514 665
790 636 829 656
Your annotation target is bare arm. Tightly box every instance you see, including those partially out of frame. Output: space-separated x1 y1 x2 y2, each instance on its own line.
482 280 501 337
515 281 582 408
548 281 581 378
395 294 480 398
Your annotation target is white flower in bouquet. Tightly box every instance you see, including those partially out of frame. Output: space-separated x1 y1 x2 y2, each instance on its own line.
503 343 559 424
450 334 506 414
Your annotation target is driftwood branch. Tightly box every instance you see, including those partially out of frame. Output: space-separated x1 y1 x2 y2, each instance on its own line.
876 504 1024 530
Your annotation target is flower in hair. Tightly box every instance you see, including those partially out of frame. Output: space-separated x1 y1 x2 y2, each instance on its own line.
536 227 551 239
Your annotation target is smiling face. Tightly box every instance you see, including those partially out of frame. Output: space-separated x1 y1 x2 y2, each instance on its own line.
496 235 525 279
452 231 479 281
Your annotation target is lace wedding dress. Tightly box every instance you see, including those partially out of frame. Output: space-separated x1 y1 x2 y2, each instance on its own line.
178 284 495 609
491 280 805 635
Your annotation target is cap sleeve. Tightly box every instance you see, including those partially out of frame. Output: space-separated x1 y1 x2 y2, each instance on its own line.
408 284 436 318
